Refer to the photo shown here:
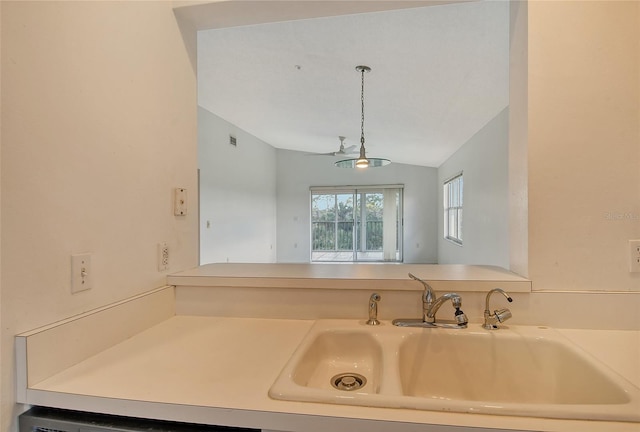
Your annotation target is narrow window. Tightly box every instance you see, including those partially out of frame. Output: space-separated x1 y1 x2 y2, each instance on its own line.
444 174 463 245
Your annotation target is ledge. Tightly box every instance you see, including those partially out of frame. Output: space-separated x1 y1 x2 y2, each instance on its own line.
167 263 531 292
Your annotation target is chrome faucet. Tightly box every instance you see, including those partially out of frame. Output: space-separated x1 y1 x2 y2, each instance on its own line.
366 293 381 326
483 288 513 329
393 273 468 328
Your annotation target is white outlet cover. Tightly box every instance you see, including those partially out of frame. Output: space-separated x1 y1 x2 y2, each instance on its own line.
158 242 169 272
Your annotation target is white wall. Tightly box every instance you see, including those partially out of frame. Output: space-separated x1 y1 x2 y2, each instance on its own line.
1 2 198 430
438 108 509 267
198 108 436 265
528 0 640 292
276 149 438 263
198 107 277 263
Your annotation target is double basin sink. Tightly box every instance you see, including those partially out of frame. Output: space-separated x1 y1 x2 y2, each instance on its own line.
269 320 640 422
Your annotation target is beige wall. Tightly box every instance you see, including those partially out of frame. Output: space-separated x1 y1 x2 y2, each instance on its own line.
508 0 529 278
528 0 640 291
0 1 638 431
0 2 198 430
0 2 3 429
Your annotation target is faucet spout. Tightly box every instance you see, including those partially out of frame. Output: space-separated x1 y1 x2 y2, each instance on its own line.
425 292 468 326
485 288 512 311
427 292 459 320
483 288 513 330
396 273 468 328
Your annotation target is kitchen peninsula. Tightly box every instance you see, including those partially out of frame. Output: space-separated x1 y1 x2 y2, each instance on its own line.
15 264 639 432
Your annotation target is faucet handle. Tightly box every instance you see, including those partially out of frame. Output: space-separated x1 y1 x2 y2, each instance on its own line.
409 273 434 305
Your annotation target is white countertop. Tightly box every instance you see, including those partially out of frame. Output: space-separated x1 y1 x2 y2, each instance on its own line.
167 263 532 292
27 315 640 432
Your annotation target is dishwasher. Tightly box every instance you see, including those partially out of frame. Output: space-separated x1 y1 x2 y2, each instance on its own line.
19 407 260 432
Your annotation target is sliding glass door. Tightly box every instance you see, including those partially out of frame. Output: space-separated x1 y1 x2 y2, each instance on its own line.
311 186 403 262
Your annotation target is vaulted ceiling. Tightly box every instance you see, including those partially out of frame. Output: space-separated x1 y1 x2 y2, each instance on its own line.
196 1 509 167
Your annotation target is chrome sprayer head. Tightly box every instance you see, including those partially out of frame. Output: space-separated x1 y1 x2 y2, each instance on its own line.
454 308 468 326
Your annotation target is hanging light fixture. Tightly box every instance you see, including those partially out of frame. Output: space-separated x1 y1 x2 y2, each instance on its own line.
335 65 390 169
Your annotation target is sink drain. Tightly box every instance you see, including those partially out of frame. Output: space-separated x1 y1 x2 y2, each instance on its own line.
331 373 367 391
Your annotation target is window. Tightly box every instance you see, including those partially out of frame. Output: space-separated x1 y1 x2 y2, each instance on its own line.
444 173 463 244
310 186 403 262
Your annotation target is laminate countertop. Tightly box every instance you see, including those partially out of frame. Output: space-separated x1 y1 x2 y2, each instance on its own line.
25 315 640 432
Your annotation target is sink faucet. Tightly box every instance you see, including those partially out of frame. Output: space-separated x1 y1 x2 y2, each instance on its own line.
483 288 513 329
393 273 468 328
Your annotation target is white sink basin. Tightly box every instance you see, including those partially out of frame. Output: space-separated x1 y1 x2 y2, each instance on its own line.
269 320 640 421
399 330 630 405
291 330 382 394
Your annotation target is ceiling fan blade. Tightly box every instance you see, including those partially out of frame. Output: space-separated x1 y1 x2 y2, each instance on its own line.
308 137 355 157
343 145 357 154
306 151 337 156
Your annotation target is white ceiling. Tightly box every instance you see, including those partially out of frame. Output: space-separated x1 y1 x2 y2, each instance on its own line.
196 1 509 167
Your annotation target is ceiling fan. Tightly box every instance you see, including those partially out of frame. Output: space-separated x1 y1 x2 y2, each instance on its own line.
309 136 358 156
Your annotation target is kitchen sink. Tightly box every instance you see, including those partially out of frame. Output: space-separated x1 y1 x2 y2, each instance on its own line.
398 331 630 405
269 320 640 421
291 330 383 393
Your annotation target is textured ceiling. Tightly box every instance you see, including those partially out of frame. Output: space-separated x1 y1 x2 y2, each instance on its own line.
197 1 509 167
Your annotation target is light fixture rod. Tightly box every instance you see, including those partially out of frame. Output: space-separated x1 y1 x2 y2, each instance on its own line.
356 65 371 148
335 65 389 169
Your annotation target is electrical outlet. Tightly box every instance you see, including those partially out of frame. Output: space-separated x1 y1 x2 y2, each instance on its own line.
71 253 92 293
630 240 640 273
158 242 169 271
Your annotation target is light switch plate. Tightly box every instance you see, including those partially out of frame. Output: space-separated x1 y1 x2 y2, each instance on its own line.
629 240 640 273
174 188 187 216
71 253 92 293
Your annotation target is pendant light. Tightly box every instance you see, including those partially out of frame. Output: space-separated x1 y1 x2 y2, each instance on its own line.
335 66 390 169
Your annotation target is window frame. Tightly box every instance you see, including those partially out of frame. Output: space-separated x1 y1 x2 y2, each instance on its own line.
310 185 404 262
443 173 463 245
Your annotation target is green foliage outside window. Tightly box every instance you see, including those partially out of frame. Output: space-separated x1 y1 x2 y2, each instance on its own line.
311 192 385 251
